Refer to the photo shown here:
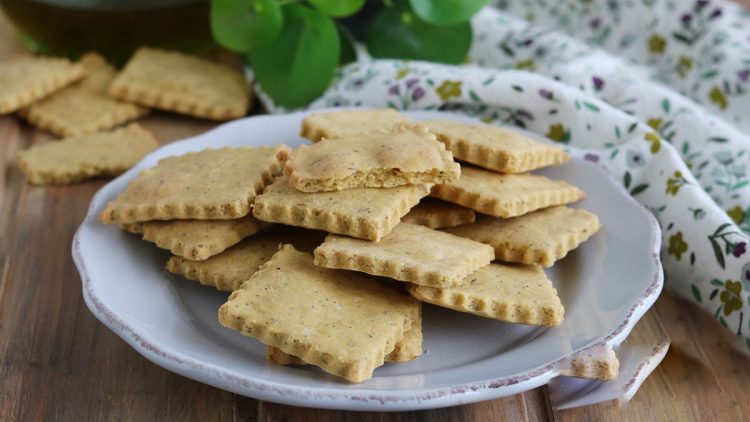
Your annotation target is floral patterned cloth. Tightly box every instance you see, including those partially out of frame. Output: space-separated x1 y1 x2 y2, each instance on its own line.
258 0 750 352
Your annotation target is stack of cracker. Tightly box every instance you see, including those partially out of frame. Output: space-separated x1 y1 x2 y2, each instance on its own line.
3 48 252 185
99 109 607 383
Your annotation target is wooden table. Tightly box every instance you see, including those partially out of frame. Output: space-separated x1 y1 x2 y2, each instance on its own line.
2 10 750 422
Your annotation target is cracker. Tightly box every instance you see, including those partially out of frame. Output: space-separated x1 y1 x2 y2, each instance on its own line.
300 108 410 142
267 307 423 364
123 215 269 261
560 345 619 380
408 263 564 326
253 175 429 241
402 198 476 229
16 123 158 185
99 145 289 224
445 206 601 267
313 222 494 288
109 47 250 120
0 55 84 114
20 53 148 137
218 245 420 383
166 227 327 292
285 125 459 192
430 166 584 218
424 120 569 173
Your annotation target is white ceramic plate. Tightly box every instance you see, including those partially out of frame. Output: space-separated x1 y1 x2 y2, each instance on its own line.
73 110 663 411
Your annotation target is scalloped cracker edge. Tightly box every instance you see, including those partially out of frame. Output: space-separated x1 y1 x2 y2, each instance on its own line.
430 166 585 218
253 175 429 241
109 47 250 120
99 145 290 224
0 55 84 114
314 223 494 288
402 198 476 229
408 263 564 326
17 123 158 185
445 206 601 267
218 245 420 383
300 108 410 142
20 53 148 137
285 124 459 192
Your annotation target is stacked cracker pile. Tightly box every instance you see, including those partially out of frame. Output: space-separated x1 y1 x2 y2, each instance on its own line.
98 109 608 383
2 48 250 185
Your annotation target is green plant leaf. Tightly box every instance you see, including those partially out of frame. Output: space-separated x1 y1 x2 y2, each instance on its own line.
367 1 471 64
211 0 282 53
709 237 726 269
691 284 702 303
248 4 339 108
309 0 365 17
409 0 489 26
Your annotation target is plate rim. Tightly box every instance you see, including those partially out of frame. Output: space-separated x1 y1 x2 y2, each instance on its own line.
72 109 664 410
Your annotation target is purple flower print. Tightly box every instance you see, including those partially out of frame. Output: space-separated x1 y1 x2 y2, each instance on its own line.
738 69 749 82
405 78 419 89
412 87 425 101
681 13 693 24
592 76 604 90
734 242 747 258
517 109 534 120
539 89 554 100
388 84 400 95
709 8 722 19
584 153 600 163
589 17 601 30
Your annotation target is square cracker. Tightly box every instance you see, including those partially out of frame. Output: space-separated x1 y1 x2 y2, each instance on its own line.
0 55 84 114
402 198 476 229
313 222 494 288
123 215 270 261
445 206 601 267
218 245 420 383
20 53 148 137
109 47 250 120
267 308 423 364
430 166 585 218
424 120 569 173
166 227 328 292
252 175 429 241
16 123 158 185
409 263 564 326
300 108 410 142
285 125 460 192
99 145 289 224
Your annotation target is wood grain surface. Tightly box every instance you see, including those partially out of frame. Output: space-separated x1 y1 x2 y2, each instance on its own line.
2 8 750 422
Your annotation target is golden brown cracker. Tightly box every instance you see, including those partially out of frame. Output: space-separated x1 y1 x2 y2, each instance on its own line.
313 222 494 288
123 215 270 261
20 53 148 137
300 108 410 141
218 245 420 383
252 175 429 241
408 263 564 326
285 125 459 192
0 55 84 114
401 198 476 229
99 145 289 224
109 47 249 120
561 345 619 380
430 166 585 218
424 120 569 173
16 123 158 185
445 206 601 267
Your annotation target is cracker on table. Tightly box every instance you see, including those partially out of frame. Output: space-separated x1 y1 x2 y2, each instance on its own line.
166 226 328 292
285 125 459 192
16 123 158 186
402 198 476 229
560 345 619 380
0 55 84 114
267 306 423 364
109 47 250 120
424 120 569 173
300 108 410 142
445 206 600 267
219 245 420 383
430 166 585 218
313 222 494 288
408 263 564 326
123 215 269 261
20 53 148 137
99 145 289 224
252 175 429 241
